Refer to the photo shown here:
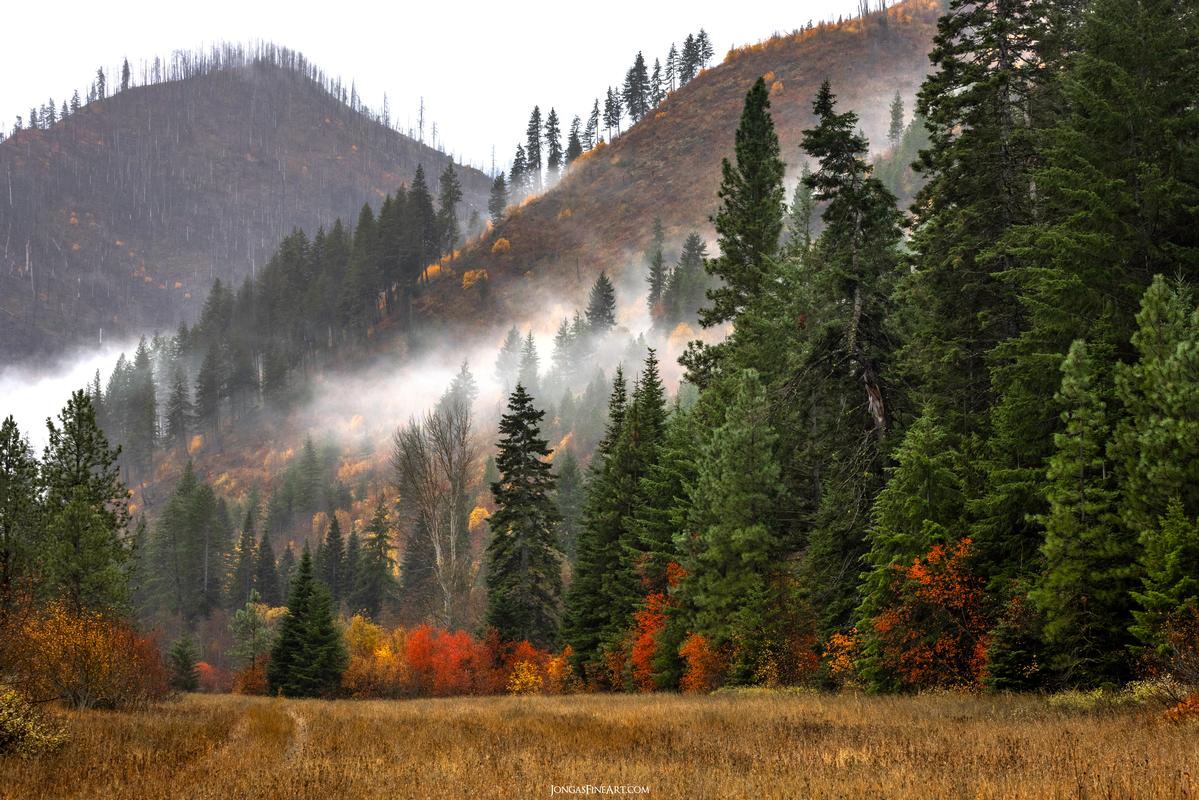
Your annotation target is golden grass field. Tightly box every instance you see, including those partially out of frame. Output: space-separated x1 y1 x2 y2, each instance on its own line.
2 691 1196 799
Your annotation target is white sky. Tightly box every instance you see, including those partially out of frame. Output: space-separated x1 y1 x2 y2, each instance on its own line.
2 0 864 171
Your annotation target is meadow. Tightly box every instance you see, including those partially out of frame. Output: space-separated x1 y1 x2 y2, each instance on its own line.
2 691 1195 799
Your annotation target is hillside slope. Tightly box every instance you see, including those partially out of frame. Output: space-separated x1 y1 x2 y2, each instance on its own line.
424 0 939 326
0 59 491 362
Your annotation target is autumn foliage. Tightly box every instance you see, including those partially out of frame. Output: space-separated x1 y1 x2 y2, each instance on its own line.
631 592 669 692
339 615 571 698
679 634 726 694
871 539 990 690
15 603 168 709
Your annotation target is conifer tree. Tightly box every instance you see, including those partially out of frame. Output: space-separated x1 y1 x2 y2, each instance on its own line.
554 450 585 561
584 100 600 149
525 106 543 191
585 271 617 334
168 634 200 691
622 52 650 123
887 91 904 145
164 362 192 451
350 499 395 620
650 59 664 106
254 533 281 606
603 88 622 139
544 108 563 181
518 331 541 397
485 385 562 647
510 144 528 200
268 548 347 697
227 512 258 609
319 515 344 601
690 77 784 333
1131 500 1199 659
783 165 816 255
194 346 223 435
645 218 667 315
436 161 463 255
0 417 42 617
1031 340 1131 686
229 590 272 671
665 44 679 91
342 530 361 611
42 391 130 613
488 172 508 225
565 116 583 165
495 326 523 395
564 368 627 681
676 369 783 683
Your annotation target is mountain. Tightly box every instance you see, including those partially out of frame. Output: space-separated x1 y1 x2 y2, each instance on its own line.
0 49 492 363
420 0 940 327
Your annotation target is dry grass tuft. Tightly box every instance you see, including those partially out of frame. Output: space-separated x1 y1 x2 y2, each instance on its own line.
2 691 1196 799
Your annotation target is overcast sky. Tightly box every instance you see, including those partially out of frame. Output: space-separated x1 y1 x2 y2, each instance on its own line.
2 0 866 171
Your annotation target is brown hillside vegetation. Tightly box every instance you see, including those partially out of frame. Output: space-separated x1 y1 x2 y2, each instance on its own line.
0 54 491 362
3 691 1196 799
426 0 940 329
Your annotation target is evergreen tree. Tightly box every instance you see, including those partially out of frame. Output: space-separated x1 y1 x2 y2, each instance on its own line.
525 106 543 191
488 172 508 225
254 533 281 606
554 450 585 561
545 108 563 181
120 58 131 92
650 59 664 106
194 345 224 435
267 548 347 697
518 331 541 398
585 271 617 334
342 530 361 612
887 91 905 145
565 116 583 165
168 634 200 692
564 368 627 681
622 52 650 123
1030 340 1130 686
783 165 816 255
676 369 784 684
1131 500 1199 659
229 590 273 671
665 44 679 91
436 161 463 255
350 499 395 620
584 100 600 148
510 144 528 200
164 362 192 451
689 77 784 334
319 515 345 602
603 88 622 138
227 510 258 609
496 326 523 395
645 218 667 315
42 391 130 613
485 385 562 647
0 417 42 617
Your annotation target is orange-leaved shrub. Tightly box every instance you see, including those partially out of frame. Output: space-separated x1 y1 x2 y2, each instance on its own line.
17 603 168 709
679 634 726 694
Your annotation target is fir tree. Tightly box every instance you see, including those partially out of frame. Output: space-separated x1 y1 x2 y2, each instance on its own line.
518 331 541 398
485 385 562 647
436 161 463 255
783 165 816 255
622 52 650 123
585 271 617 334
227 511 258 609
1031 340 1131 686
645 218 667 315
488 172 508 226
229 590 273 671
887 91 905 145
1131 499 1199 659
554 450 585 561
168 634 200 692
565 116 583 165
510 144 528 200
584 100 600 149
350 498 395 620
0 417 42 617
691 78 784 333
267 548 347 697
164 362 192 450
495 326 523 395
319 515 345 602
525 106 543 191
254 533 281 606
545 108 563 181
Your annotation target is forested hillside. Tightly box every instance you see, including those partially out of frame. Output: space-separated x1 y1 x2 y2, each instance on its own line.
421 0 940 329
0 43 491 362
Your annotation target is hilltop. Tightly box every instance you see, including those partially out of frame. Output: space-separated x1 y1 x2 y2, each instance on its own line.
422 0 940 328
0 50 491 362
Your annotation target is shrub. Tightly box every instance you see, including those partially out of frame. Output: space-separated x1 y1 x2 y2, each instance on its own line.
506 661 542 695
679 634 726 694
491 238 510 254
0 687 66 757
18 603 168 709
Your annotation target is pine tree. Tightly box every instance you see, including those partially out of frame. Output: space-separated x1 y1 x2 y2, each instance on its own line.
1031 340 1130 686
645 218 667 315
254 533 281 606
584 100 600 149
168 634 200 692
525 106 543 191
564 368 627 681
1130 500 1199 659
887 91 905 145
585 271 617 334
342 530 361 611
319 515 345 602
544 108 563 182
488 172 508 226
696 29 715 67
229 590 273 671
120 58 131 92
665 44 679 91
680 34 699 84
436 161 463 255
565 116 583 165
856 407 963 690
691 78 784 333
349 498 395 620
227 510 258 609
164 362 192 450
510 144 528 200
0 417 42 617
603 88 622 139
496 326 523 395
554 450 585 561
194 345 224 435
485 385 562 647
267 548 347 697
783 165 816 255
676 369 783 684
518 331 541 398
42 391 130 614
622 52 650 123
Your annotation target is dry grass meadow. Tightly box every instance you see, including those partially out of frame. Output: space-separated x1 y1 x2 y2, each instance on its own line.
2 691 1196 799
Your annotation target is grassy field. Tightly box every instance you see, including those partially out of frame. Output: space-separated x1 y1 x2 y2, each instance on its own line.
2 691 1196 799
